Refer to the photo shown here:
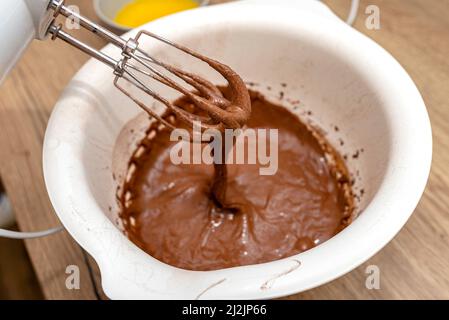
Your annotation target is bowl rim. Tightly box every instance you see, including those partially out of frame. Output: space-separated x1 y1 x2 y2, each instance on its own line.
43 0 432 299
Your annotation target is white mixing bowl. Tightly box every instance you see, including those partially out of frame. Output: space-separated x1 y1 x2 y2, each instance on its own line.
43 0 432 299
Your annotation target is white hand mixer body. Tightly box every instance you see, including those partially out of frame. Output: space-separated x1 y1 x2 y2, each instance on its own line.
0 0 52 83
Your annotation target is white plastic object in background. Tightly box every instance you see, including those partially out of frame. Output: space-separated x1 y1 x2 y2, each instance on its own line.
0 0 52 83
0 194 14 228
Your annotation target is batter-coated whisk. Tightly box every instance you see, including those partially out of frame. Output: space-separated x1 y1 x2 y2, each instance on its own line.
47 0 251 132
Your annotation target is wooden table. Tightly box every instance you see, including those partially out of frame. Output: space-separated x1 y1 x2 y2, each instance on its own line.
0 0 448 300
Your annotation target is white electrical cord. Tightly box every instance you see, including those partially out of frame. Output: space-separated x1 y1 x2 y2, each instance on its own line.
0 189 64 239
346 0 360 25
0 226 63 239
0 190 63 239
0 192 13 226
318 0 360 26
0 0 359 240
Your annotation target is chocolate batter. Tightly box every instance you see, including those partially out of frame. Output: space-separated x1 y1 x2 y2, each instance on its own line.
120 89 354 271
118 39 252 208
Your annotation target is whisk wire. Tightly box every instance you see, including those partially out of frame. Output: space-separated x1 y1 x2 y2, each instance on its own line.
48 0 242 133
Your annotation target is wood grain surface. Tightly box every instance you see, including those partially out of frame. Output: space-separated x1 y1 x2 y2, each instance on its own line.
0 0 447 299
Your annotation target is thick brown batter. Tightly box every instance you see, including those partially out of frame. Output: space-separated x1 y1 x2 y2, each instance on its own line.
119 38 251 208
120 90 354 271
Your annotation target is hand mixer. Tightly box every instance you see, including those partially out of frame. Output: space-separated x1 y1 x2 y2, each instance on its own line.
1 0 251 132
0 0 252 239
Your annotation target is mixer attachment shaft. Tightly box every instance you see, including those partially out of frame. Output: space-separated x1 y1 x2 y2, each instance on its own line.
47 0 251 133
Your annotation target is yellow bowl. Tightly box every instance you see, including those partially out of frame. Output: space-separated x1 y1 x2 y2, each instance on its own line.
93 0 209 32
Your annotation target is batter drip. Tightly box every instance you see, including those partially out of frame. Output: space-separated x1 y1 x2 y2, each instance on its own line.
133 45 252 208
120 89 354 271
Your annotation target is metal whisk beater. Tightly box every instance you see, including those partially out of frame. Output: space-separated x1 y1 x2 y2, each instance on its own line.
47 0 250 133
